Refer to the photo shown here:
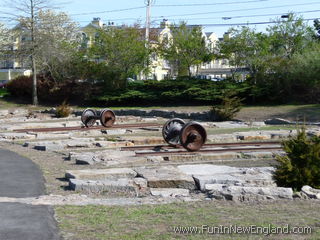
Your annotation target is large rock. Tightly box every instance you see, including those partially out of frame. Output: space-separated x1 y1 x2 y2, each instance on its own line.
206 185 293 201
65 168 137 180
135 166 195 190
150 188 190 197
301 186 320 199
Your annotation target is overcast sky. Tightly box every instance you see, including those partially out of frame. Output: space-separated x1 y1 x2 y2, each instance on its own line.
1 0 320 37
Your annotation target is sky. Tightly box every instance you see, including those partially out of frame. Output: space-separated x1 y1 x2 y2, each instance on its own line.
1 0 320 37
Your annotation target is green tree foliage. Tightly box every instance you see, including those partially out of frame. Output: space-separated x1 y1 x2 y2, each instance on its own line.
218 27 270 84
158 22 213 77
287 42 320 102
0 22 10 59
91 26 149 89
218 14 319 103
274 128 320 190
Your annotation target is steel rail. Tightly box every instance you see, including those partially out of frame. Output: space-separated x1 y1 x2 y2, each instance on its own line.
121 141 281 151
13 123 162 133
134 146 283 156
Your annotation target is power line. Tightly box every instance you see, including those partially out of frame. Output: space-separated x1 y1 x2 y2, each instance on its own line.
69 6 145 16
151 9 320 22
152 1 320 18
153 0 268 7
200 18 316 27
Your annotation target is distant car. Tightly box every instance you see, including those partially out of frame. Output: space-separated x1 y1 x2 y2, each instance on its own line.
210 77 225 82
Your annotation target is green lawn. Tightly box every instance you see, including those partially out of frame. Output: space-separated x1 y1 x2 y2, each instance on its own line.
56 200 320 240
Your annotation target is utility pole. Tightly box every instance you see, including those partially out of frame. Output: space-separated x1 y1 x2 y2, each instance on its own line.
145 0 151 44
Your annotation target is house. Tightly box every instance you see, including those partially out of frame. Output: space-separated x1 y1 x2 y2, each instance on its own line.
144 20 234 80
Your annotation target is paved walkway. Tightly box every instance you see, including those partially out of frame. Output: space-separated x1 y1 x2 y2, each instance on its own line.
0 149 60 240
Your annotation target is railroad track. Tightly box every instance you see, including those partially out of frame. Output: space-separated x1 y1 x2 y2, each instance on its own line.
125 141 283 156
13 123 162 133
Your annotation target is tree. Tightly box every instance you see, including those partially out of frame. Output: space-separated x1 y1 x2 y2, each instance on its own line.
267 14 313 60
3 0 79 105
91 25 149 89
217 27 270 83
27 10 80 83
217 14 317 103
158 22 213 77
0 22 11 64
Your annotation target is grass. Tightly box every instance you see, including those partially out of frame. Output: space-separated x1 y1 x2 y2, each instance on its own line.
55 200 320 240
0 94 319 121
206 125 298 135
0 88 9 97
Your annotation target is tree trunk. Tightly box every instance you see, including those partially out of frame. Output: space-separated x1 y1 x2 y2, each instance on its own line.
30 0 38 105
31 55 38 105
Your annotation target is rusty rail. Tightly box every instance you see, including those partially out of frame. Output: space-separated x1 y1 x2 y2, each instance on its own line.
121 141 281 151
131 141 282 156
14 123 161 133
134 146 282 156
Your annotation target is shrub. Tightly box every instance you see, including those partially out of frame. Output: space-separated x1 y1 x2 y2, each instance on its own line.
56 101 72 118
210 90 243 121
274 128 320 190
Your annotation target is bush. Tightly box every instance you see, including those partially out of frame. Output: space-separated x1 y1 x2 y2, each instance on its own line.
210 90 243 121
6 74 96 104
56 101 72 118
95 78 249 106
274 128 320 190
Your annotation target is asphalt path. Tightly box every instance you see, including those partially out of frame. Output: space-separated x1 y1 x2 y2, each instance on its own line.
0 149 60 240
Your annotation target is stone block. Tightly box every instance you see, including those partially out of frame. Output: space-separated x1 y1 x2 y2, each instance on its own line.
206 185 293 200
150 188 190 197
65 168 137 180
135 166 195 190
69 178 136 194
177 164 242 176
